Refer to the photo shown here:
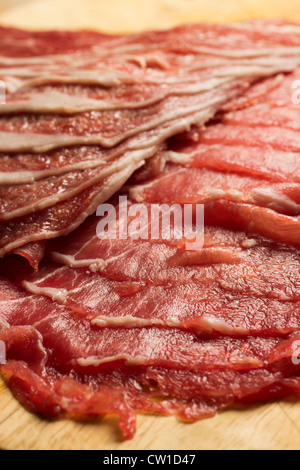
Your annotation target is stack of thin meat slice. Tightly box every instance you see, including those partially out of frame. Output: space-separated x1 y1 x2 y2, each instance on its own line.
0 21 300 439
3 21 300 264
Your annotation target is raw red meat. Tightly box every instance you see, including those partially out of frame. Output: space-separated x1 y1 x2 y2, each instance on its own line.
17 200 299 335
1 267 300 438
1 22 300 441
167 144 300 183
2 23 300 262
3 360 300 440
2 22 300 90
0 272 289 372
142 72 300 246
10 242 46 271
129 164 300 247
0 160 148 257
131 165 300 215
0 107 217 258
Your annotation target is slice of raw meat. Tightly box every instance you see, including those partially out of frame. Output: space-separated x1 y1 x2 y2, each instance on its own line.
16 199 300 336
7 153 300 223
1 268 300 439
130 165 300 216
3 359 300 440
0 78 242 115
166 145 300 183
129 163 300 247
1 270 296 373
0 81 250 153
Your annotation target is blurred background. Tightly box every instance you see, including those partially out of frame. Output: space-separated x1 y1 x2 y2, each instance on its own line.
0 0 300 32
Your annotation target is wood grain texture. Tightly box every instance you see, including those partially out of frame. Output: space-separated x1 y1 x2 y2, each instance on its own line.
1 0 300 450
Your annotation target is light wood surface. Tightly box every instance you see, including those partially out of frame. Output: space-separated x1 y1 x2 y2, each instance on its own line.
1 0 300 33
1 0 300 451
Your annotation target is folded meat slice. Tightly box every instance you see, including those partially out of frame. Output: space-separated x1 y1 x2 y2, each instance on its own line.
0 279 281 372
195 124 300 156
10 242 46 271
1 45 299 111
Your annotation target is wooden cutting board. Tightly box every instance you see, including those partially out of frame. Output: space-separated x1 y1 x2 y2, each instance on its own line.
1 0 300 450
